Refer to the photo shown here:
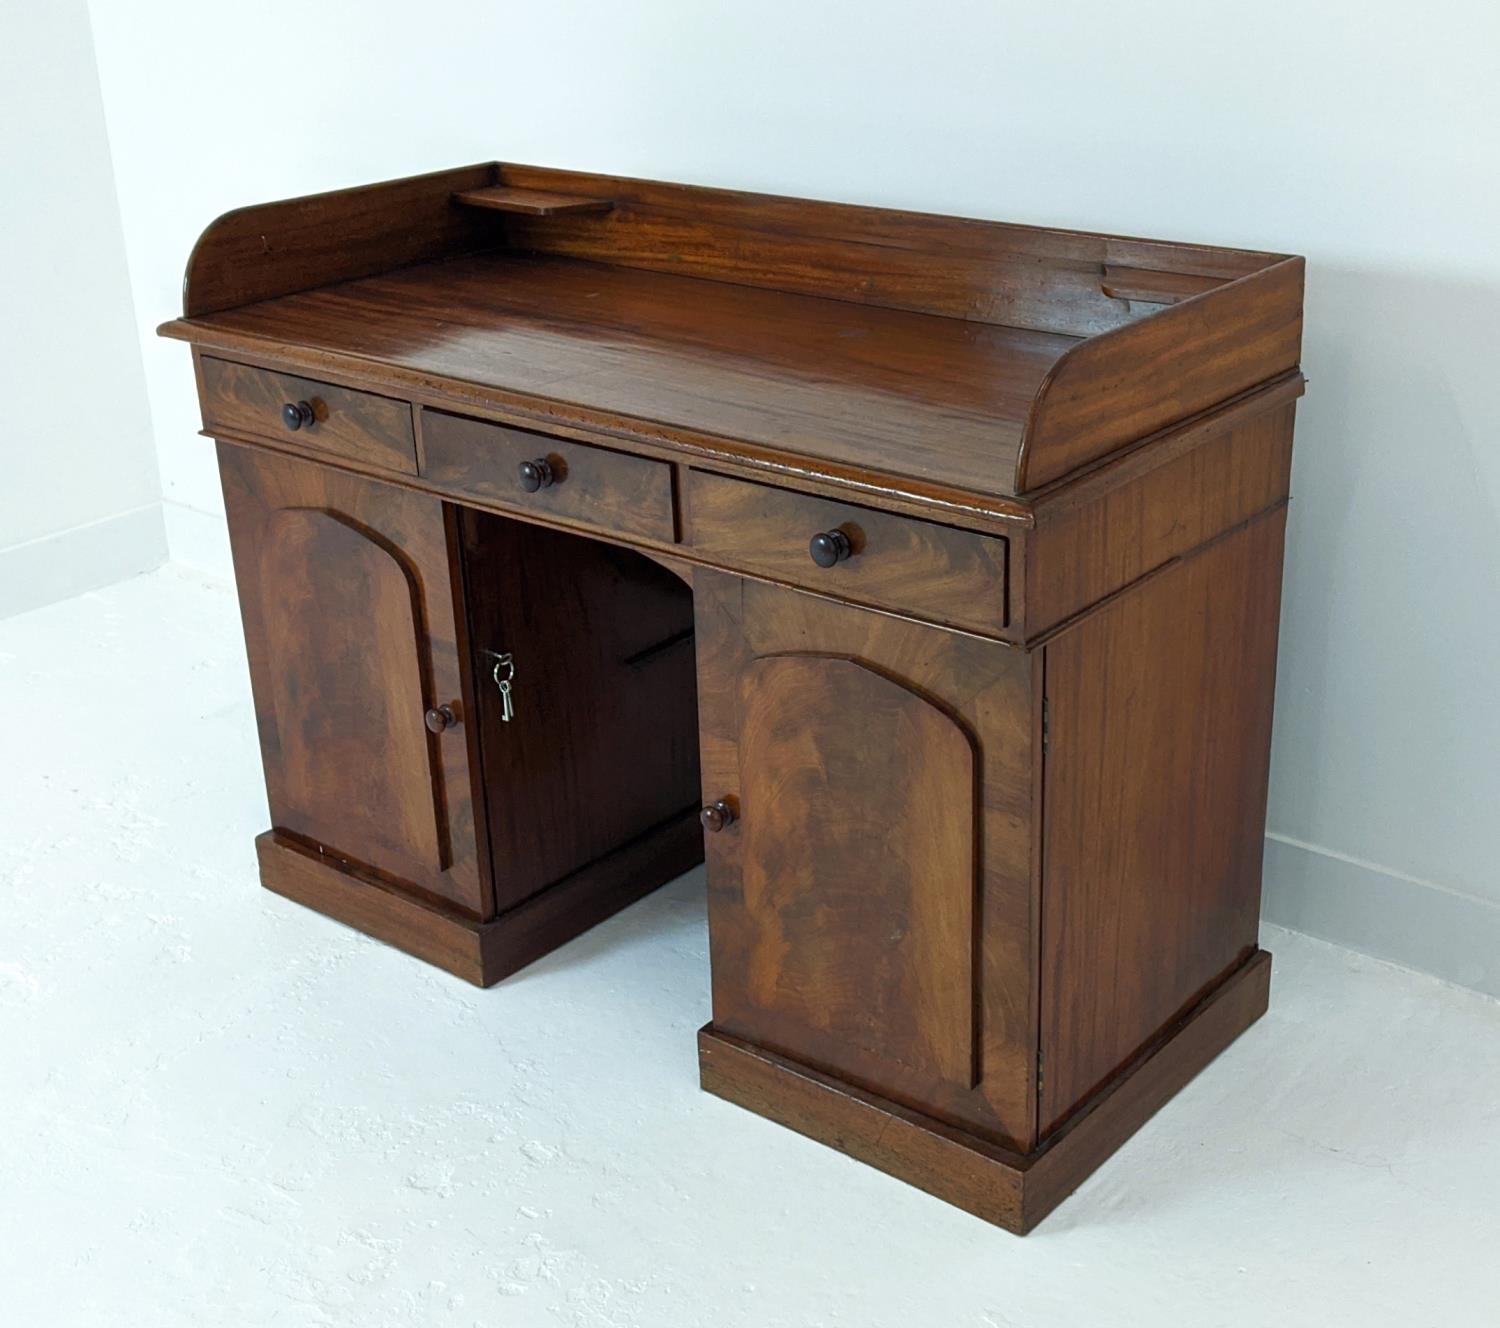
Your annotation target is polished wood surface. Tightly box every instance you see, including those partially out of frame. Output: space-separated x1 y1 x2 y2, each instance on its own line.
1039 514 1286 1133
258 830 497 985
201 356 417 474
423 408 674 543
695 571 1036 1145
183 164 497 317
220 443 486 914
700 949 1272 1234
1025 394 1297 637
162 162 1305 1232
685 471 1010 637
1017 261 1304 490
162 161 1302 507
494 162 1276 336
452 184 614 216
170 253 1073 509
258 814 704 987
737 654 977 1091
1097 266 1222 305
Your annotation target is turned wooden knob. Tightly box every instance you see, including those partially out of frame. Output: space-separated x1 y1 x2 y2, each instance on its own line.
700 800 736 833
281 400 316 431
424 705 457 734
518 458 555 492
808 529 853 567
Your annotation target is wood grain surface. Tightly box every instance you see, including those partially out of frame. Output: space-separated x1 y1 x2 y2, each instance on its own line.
423 408 674 543
163 161 1305 1229
685 470 1009 637
460 510 700 913
219 443 486 915
201 356 417 474
177 254 1072 503
497 161 1278 338
736 654 978 1091
1039 515 1287 1133
694 570 1037 1146
1018 258 1304 489
183 163 498 316
699 949 1272 1233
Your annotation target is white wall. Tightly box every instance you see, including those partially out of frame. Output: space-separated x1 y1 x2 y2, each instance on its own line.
0 0 164 617
86 0 1500 992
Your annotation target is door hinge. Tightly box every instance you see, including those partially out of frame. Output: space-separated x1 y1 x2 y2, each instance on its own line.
1041 696 1050 756
1037 1049 1045 1099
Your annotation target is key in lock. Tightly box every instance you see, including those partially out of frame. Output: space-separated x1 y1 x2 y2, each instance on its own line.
483 650 516 722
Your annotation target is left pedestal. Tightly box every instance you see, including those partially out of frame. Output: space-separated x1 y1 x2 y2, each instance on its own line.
219 441 703 984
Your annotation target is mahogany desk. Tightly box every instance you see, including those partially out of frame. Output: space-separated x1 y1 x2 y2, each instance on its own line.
160 163 1304 1233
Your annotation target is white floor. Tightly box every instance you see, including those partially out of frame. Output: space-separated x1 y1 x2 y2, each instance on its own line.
3 566 1498 1327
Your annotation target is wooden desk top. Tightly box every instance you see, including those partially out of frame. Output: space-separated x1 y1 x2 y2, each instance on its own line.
160 162 1305 515
172 252 1078 503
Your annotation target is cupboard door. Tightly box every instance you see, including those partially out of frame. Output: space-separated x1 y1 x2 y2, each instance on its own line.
219 443 486 916
737 654 976 1087
695 570 1039 1146
458 510 700 913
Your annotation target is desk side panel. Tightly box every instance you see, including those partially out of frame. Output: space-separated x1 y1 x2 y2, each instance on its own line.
1039 512 1287 1135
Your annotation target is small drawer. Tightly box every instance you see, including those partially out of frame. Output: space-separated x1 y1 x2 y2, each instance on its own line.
420 410 675 544
200 357 417 474
685 471 1008 635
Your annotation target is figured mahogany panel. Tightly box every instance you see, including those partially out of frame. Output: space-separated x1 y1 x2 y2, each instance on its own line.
201 356 417 474
737 655 976 1089
460 511 701 913
218 443 487 916
422 409 674 544
685 471 1009 637
696 571 1037 1147
1039 513 1287 1134
258 508 441 880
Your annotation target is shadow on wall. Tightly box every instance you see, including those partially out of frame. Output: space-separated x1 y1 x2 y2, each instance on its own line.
1264 263 1500 992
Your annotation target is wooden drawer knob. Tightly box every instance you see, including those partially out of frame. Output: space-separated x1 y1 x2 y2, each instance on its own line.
281 400 316 431
518 458 556 492
700 800 736 833
424 704 457 734
808 529 853 567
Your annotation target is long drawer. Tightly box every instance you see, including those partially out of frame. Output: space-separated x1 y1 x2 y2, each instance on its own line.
199 357 417 474
685 470 1009 635
420 410 675 544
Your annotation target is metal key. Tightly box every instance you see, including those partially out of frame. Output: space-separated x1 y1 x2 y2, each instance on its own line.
485 650 516 722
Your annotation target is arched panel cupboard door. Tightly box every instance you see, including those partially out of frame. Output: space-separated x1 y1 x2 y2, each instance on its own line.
218 441 488 918
693 568 1039 1150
